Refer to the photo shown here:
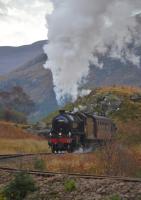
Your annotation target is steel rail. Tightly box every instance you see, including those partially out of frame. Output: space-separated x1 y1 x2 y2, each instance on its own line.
0 167 141 183
0 153 53 160
0 151 92 160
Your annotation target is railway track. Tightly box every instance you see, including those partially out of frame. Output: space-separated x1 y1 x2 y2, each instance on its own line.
1 153 141 183
0 153 53 160
0 166 141 183
0 151 92 160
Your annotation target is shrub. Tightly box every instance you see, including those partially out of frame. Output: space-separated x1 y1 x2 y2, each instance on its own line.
108 194 122 200
34 158 46 171
0 190 6 200
64 179 76 192
135 168 141 178
4 172 37 200
96 141 138 176
0 108 27 124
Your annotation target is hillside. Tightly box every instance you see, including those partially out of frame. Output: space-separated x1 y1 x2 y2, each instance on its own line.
87 59 141 88
0 121 49 154
75 86 141 146
0 121 38 139
0 86 35 123
0 54 58 121
0 40 46 75
0 86 35 115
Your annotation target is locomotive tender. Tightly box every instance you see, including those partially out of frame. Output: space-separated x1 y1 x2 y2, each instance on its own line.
48 110 116 153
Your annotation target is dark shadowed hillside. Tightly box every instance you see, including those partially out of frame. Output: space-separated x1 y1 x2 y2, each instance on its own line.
0 86 35 114
0 86 35 123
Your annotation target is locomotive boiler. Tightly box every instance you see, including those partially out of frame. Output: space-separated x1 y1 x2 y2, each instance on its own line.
48 110 116 153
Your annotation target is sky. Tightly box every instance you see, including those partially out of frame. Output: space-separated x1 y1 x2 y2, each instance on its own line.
0 0 53 46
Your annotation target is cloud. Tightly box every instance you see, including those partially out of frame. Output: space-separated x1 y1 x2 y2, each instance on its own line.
0 1 8 16
0 0 53 46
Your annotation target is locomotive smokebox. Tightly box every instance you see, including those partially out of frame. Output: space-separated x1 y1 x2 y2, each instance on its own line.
59 110 66 114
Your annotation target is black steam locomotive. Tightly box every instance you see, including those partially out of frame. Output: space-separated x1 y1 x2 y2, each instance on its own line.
48 110 116 153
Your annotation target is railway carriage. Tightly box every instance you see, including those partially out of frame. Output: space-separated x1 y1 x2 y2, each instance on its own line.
48 110 116 153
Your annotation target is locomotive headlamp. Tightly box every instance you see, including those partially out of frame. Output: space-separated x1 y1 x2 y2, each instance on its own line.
68 132 72 137
59 132 62 136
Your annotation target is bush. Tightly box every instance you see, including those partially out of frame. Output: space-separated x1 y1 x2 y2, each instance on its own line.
108 194 122 200
4 172 37 200
0 190 6 200
96 141 138 176
64 179 76 192
34 158 46 171
0 108 27 124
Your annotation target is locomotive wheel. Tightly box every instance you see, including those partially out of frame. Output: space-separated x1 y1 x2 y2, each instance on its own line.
51 145 56 153
67 144 73 153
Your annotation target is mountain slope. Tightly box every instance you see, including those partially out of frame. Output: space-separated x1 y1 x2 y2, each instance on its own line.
0 54 58 121
87 59 141 88
0 87 35 115
0 40 46 75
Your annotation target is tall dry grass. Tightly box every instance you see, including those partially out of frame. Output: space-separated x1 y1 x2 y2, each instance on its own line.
0 121 50 154
39 145 139 177
95 141 139 176
0 121 40 139
0 139 50 154
38 153 97 174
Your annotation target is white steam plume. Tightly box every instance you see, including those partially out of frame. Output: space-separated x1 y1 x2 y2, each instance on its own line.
44 0 141 104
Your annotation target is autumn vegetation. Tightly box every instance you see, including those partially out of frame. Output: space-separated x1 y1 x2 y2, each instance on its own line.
0 121 49 154
0 108 27 124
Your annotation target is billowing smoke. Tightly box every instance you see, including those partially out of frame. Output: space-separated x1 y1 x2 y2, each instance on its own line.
44 0 141 104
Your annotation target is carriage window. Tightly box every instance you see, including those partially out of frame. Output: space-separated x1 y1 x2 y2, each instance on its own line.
72 122 77 129
111 125 113 131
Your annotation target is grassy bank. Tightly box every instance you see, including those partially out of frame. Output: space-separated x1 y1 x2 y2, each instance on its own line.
0 121 49 154
0 139 49 154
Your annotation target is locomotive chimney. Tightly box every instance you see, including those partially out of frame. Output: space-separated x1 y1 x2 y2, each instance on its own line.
59 110 66 114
